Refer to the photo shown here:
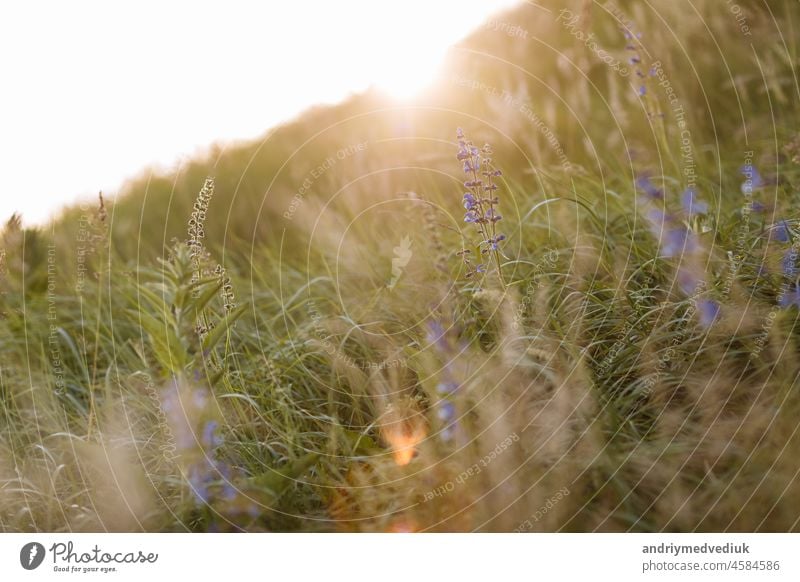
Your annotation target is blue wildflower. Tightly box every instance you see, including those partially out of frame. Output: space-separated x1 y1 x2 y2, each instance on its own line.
638 85 646 96
772 220 791 243
222 482 237 501
780 284 800 308
192 389 209 410
636 176 663 200
485 208 502 223
697 299 720 327
455 128 506 281
201 420 223 449
661 228 697 258
439 425 456 442
188 464 211 504
740 164 765 193
681 187 708 216
780 284 800 309
436 381 459 395
678 265 703 296
426 321 452 355
484 234 506 251
437 401 456 422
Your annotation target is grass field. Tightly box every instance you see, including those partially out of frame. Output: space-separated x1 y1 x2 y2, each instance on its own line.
2 0 800 532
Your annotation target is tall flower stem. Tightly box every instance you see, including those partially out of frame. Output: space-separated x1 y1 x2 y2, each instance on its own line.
457 129 506 289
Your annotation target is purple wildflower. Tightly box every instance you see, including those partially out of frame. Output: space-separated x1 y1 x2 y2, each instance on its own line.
661 228 697 258
681 187 708 216
636 176 663 200
740 164 765 193
697 299 720 327
780 284 800 309
436 382 459 395
222 482 238 501
454 128 506 282
484 234 506 251
201 420 223 449
426 321 451 354
188 463 212 504
623 26 655 104
677 264 703 296
485 208 502 223
772 220 791 243
437 401 456 422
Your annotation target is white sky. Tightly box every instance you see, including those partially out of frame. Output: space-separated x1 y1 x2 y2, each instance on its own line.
0 0 520 226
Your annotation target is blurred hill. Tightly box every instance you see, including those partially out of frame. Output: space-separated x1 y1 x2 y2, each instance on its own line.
38 0 798 266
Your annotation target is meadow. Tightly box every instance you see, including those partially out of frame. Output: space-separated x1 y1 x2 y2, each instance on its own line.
1 0 800 532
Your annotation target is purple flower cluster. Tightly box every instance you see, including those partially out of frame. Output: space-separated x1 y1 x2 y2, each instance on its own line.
773 221 799 309
623 27 657 105
161 379 238 507
426 321 464 442
637 176 720 327
456 128 505 281
638 177 706 260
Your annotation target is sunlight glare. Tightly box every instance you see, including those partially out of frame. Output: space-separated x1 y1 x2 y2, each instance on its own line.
0 0 520 225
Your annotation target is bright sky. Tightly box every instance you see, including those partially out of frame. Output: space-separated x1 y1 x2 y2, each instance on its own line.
0 0 520 226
